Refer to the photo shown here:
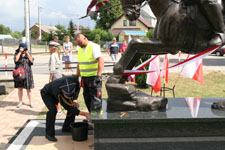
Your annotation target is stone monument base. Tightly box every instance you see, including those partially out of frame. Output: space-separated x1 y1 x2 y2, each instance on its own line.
91 98 225 150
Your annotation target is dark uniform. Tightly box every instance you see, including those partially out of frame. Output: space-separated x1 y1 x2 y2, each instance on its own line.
40 76 80 138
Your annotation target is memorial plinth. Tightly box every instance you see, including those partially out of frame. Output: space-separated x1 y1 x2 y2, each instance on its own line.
91 97 225 150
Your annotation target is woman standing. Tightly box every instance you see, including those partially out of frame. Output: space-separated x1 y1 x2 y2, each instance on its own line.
62 36 73 72
14 43 34 108
48 41 63 115
48 41 62 82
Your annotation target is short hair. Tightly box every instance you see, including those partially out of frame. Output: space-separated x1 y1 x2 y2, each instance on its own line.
54 36 58 39
74 33 84 40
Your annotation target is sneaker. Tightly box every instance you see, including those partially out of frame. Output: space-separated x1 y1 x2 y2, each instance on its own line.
57 110 62 115
30 104 34 108
16 103 23 108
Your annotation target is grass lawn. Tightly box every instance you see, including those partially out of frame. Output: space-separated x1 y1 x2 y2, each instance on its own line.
38 71 225 119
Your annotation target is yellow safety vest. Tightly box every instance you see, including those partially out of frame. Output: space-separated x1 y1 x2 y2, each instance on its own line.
77 42 99 77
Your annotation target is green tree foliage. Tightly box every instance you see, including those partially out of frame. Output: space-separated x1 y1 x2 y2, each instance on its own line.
11 31 22 39
31 30 37 39
55 24 67 40
81 28 114 41
145 29 154 39
0 24 11 34
67 20 74 40
81 28 93 40
94 34 101 44
135 55 151 88
93 0 123 30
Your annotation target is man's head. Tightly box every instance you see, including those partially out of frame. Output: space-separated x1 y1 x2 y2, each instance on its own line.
112 37 116 43
48 41 60 53
123 40 127 45
74 33 88 48
53 36 59 42
65 35 70 42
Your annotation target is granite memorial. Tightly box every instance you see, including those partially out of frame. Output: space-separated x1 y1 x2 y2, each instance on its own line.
106 0 225 111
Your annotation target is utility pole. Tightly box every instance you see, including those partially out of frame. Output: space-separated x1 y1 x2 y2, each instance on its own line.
38 6 42 40
24 0 30 50
75 14 81 33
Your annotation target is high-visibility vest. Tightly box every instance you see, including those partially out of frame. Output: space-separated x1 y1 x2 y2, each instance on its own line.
77 42 99 77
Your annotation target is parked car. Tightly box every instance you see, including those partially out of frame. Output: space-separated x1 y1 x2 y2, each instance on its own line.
212 46 225 56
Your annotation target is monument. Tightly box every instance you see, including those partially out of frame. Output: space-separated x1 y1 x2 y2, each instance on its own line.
91 0 225 150
106 0 225 111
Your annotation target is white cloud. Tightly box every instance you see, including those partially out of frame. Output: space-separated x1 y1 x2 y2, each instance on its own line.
0 0 95 31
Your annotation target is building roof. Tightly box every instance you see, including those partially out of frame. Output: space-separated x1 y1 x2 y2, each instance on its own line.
73 25 88 30
138 17 154 28
31 25 58 33
0 34 13 40
122 30 146 36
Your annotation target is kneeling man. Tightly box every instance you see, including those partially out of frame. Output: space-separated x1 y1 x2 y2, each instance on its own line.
41 75 90 142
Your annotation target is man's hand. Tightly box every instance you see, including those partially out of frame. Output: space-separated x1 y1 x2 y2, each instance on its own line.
73 100 79 108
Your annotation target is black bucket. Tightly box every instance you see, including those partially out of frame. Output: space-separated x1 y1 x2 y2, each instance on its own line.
70 122 88 141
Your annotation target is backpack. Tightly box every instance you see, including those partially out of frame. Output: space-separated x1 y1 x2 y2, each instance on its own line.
13 66 26 82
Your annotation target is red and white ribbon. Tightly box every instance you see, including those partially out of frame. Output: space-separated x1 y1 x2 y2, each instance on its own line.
123 45 221 76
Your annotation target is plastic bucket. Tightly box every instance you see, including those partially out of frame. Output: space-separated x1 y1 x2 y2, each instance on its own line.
70 122 88 141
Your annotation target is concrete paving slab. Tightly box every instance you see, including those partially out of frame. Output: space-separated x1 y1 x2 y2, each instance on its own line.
7 119 94 150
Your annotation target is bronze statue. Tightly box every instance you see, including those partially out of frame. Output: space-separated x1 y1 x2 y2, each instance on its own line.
106 0 225 112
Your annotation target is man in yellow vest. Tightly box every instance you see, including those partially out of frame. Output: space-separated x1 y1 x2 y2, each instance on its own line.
75 33 104 113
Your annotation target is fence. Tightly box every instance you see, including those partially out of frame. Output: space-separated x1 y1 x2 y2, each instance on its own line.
0 39 120 55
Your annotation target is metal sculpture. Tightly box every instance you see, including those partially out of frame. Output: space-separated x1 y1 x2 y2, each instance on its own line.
106 0 225 112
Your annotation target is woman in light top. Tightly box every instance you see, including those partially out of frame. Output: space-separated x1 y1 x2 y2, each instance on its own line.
62 36 73 72
49 41 62 82
48 41 63 115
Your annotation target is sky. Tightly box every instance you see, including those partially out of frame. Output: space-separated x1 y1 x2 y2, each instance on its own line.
0 0 95 32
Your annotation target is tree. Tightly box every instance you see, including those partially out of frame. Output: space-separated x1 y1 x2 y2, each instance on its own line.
81 28 93 41
81 28 114 41
30 30 37 39
55 24 67 40
92 0 123 30
11 31 22 39
0 24 11 34
145 29 154 39
135 55 151 88
67 20 74 39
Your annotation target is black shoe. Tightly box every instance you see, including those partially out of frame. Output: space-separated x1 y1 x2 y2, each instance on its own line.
45 134 57 142
62 127 71 132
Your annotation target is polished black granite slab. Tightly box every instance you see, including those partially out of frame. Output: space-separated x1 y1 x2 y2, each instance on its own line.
91 97 225 120
91 97 225 150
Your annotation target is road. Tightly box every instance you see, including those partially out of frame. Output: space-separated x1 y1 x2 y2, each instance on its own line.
0 53 224 76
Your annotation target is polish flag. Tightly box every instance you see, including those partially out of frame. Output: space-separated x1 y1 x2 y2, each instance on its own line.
126 75 135 83
146 55 161 93
185 97 201 118
180 55 204 85
81 0 110 19
161 54 169 83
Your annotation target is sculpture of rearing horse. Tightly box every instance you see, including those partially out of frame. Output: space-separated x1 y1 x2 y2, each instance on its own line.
106 0 225 112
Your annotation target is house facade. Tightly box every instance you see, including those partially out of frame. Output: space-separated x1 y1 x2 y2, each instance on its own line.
30 25 58 40
110 15 154 42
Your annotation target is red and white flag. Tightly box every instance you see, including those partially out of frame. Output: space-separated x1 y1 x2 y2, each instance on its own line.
185 97 201 118
180 55 204 85
146 55 161 93
126 75 135 83
81 0 109 19
161 54 169 83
